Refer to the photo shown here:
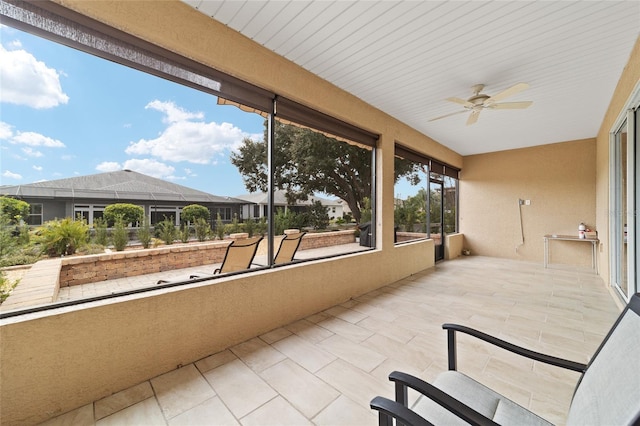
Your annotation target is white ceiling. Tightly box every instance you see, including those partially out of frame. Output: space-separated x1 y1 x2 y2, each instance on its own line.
181 0 639 156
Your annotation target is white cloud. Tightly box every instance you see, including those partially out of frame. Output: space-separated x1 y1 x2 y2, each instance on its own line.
122 159 175 179
11 131 65 147
2 170 22 180
32 165 43 171
7 39 22 49
96 158 176 180
22 147 43 157
0 44 69 109
146 100 204 123
96 161 122 172
0 121 13 140
126 100 255 164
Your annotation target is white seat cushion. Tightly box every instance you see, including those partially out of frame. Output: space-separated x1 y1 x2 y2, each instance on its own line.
411 371 553 425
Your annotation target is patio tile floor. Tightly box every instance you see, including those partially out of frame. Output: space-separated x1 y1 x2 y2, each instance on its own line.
40 256 621 425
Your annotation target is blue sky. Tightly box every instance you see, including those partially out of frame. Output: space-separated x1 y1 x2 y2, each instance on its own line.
0 25 264 197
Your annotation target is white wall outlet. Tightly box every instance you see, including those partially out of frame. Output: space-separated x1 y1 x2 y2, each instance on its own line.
525 199 531 205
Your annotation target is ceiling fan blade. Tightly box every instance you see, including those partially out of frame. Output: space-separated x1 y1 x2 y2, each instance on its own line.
446 97 474 108
486 82 529 103
466 110 480 126
428 110 468 122
489 101 533 109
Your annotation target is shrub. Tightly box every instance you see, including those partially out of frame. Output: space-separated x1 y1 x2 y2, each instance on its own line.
93 217 109 246
76 243 106 255
137 217 152 249
0 197 30 224
256 217 268 236
194 218 210 242
112 218 129 251
229 214 241 234
180 224 191 243
181 204 210 223
0 245 42 267
0 271 19 304
103 203 144 226
38 217 89 256
0 213 17 258
215 213 225 240
244 217 256 237
157 217 177 245
360 197 372 224
274 208 305 234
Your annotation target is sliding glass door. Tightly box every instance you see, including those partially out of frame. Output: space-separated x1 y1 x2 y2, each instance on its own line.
611 104 638 302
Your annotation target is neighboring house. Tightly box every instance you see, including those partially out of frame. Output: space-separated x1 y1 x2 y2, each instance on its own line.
236 190 346 220
0 170 245 226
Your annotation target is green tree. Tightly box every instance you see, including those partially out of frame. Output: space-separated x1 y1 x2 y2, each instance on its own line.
230 121 420 222
103 203 144 226
0 197 30 224
181 204 210 223
308 200 330 230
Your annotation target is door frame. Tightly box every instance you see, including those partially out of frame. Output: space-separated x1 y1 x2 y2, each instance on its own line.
609 81 640 302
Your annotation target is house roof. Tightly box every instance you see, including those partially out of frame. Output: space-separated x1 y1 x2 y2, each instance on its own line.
235 190 342 207
0 170 244 204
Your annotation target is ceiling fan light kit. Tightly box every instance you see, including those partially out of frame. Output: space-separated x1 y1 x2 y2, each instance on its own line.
430 82 533 125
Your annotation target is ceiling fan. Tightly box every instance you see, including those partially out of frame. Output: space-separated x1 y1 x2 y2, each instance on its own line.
429 83 533 125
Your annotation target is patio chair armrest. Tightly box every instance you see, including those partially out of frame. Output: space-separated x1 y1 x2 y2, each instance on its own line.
370 396 433 426
389 371 498 426
442 323 587 372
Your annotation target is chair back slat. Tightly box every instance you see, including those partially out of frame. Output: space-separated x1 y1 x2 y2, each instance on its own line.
274 232 306 264
218 236 263 274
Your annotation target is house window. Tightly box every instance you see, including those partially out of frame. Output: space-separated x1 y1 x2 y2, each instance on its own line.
213 207 232 222
151 207 181 225
74 205 106 225
25 203 43 226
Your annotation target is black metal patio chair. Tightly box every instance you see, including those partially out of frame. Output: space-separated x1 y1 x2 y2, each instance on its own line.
371 293 640 426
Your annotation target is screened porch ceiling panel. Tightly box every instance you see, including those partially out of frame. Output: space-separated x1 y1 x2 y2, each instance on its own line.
181 0 639 156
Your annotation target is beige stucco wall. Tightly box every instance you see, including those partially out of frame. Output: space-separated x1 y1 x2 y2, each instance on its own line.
1 242 433 425
460 139 597 266
445 233 464 260
595 36 640 283
0 1 445 424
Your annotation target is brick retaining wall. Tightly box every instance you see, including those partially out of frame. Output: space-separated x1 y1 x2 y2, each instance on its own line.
59 230 356 287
